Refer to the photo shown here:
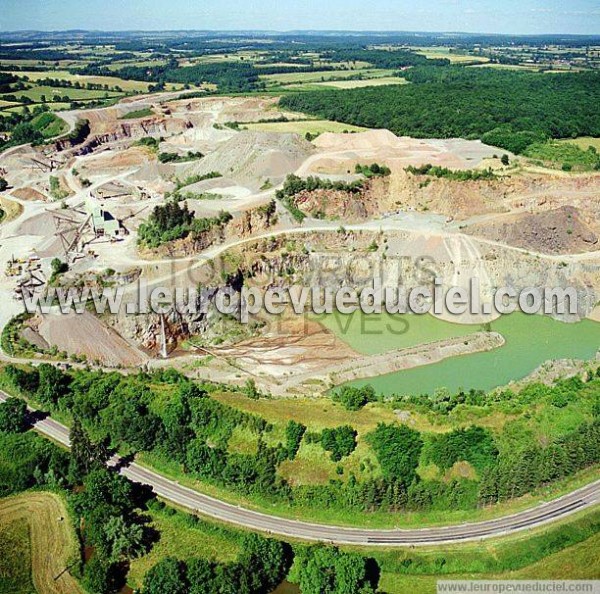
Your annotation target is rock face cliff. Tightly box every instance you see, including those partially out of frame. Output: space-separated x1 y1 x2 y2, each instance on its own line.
55 116 193 155
106 228 599 354
138 200 278 260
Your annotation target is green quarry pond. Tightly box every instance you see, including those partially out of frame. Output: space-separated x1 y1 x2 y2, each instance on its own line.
317 312 600 396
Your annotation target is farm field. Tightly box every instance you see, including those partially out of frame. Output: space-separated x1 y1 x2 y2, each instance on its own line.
301 76 408 89
3 84 119 102
469 62 543 71
105 59 169 71
0 492 83 594
4 69 153 92
0 515 32 594
413 47 490 63
261 68 397 86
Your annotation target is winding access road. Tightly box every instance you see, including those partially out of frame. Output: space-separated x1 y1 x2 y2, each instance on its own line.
2 390 599 546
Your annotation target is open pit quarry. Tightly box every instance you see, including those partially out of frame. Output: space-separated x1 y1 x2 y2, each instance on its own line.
0 91 598 395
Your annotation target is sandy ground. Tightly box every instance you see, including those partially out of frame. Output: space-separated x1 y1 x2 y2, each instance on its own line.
304 130 504 172
213 319 358 378
36 311 148 367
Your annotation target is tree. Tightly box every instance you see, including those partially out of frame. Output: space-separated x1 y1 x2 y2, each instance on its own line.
73 468 133 517
292 545 377 594
501 154 510 166
186 439 227 478
4 364 39 394
367 423 423 483
69 417 92 483
243 378 261 400
239 533 289 593
9 122 43 146
427 426 498 473
285 420 306 459
83 555 118 594
69 417 108 483
49 258 68 282
35 364 70 407
161 385 194 461
103 514 145 563
333 385 376 411
321 426 357 462
101 390 161 452
186 558 217 594
0 397 28 433
143 558 187 594
0 178 8 192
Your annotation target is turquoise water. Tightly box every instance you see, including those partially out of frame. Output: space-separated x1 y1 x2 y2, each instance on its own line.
320 312 600 396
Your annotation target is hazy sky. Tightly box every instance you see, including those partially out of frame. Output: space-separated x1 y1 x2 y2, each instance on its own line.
1 0 599 34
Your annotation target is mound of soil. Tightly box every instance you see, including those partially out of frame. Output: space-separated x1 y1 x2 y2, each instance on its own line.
314 129 400 151
465 205 598 254
37 311 148 367
10 187 46 201
181 131 314 190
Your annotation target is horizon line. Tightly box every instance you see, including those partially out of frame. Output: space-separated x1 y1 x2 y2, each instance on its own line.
1 28 600 38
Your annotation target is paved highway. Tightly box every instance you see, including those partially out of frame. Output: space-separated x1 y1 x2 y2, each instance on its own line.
2 390 599 546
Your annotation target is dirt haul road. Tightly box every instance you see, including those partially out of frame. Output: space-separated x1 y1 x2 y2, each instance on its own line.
3 390 599 547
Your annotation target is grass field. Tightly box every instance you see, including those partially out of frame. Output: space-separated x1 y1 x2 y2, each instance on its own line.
558 136 600 151
413 47 490 64
127 504 241 589
261 68 396 86
0 515 33 594
373 507 600 593
0 197 25 224
307 76 408 89
242 119 367 134
470 63 542 71
119 107 155 119
106 59 169 71
0 492 83 594
180 51 266 66
30 112 69 137
3 85 118 102
524 140 600 170
7 70 152 92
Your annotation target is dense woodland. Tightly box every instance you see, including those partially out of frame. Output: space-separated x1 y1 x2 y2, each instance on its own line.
280 67 600 153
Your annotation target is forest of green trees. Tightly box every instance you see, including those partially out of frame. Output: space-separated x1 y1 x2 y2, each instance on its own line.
280 67 600 153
